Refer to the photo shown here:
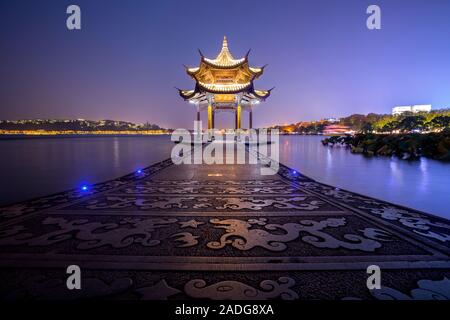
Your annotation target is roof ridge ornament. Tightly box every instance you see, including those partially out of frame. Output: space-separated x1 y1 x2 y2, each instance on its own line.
222 36 228 49
215 36 235 62
245 49 251 59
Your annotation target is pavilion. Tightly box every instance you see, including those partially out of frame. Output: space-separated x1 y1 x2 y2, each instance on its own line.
178 37 272 133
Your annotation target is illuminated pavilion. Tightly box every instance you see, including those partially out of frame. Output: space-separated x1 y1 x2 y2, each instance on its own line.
178 37 272 132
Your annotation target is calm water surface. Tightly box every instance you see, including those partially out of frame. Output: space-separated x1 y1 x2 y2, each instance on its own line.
279 135 450 219
0 135 449 219
0 136 174 206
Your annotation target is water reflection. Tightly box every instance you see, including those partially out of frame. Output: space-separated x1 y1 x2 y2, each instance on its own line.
418 158 429 193
325 147 332 174
113 137 120 169
389 159 402 187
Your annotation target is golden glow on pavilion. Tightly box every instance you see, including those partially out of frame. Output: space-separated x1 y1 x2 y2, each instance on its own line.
178 36 272 131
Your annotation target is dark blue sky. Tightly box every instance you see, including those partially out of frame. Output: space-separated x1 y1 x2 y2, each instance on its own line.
1 0 450 128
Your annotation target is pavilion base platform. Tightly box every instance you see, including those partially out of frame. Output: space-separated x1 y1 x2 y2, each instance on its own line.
0 147 449 300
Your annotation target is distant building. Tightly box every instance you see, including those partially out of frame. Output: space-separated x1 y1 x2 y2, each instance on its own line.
324 117 340 123
412 104 432 113
323 124 353 135
392 104 432 115
392 106 412 115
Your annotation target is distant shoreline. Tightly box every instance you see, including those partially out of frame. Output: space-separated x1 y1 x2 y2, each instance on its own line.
0 131 325 140
0 131 170 140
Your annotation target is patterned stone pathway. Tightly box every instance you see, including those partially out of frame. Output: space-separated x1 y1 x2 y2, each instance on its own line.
0 146 449 300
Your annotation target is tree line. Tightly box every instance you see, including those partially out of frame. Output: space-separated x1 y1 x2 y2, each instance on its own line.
275 109 450 134
342 109 450 133
0 119 165 131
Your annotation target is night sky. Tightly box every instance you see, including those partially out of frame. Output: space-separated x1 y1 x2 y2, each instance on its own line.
1 0 450 128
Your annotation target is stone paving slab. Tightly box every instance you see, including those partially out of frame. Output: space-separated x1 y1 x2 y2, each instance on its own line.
0 147 449 300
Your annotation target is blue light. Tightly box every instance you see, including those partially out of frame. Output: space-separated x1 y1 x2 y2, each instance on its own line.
136 169 143 174
292 170 297 175
81 185 88 192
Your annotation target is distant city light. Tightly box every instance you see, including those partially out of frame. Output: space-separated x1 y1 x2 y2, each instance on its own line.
136 169 143 174
81 185 89 191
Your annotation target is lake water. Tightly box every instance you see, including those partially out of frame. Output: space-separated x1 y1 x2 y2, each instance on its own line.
279 135 450 219
0 135 449 219
0 136 174 206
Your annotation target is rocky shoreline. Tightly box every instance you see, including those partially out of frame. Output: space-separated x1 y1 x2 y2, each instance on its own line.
322 131 450 161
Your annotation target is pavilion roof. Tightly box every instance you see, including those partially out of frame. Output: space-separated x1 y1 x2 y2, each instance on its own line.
178 84 273 102
202 36 246 68
186 37 265 78
178 37 272 102
198 81 252 93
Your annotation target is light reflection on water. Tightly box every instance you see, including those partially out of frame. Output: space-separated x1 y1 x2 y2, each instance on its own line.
279 135 450 219
0 136 174 206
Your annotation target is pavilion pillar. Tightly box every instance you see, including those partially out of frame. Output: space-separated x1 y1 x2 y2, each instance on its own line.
235 109 238 130
194 104 201 142
194 105 201 142
249 109 253 129
212 109 215 129
237 104 241 130
207 104 212 130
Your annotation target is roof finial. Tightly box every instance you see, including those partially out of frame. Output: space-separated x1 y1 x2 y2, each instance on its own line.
222 36 228 49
